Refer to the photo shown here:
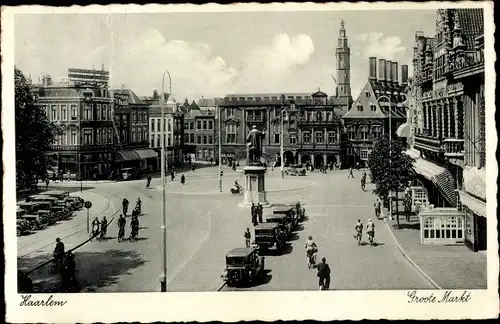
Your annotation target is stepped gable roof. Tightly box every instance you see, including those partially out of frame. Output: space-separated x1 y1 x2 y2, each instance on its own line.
456 9 484 49
189 100 200 110
110 88 143 104
311 90 328 97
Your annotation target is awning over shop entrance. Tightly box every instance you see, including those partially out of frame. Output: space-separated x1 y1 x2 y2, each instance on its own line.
134 149 158 159
396 123 410 138
458 191 486 217
116 150 141 161
409 151 457 207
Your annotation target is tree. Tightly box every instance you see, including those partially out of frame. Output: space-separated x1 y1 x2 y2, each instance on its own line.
367 134 415 228
15 67 59 188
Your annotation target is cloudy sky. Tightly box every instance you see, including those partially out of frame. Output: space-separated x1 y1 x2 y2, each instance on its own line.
15 10 436 100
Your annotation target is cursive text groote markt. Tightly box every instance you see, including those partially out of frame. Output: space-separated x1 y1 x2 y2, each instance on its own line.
407 290 472 304
20 295 67 307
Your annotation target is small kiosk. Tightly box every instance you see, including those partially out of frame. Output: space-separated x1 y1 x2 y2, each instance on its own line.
418 204 465 245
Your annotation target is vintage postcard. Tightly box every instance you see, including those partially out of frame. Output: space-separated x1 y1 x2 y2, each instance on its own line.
2 2 498 322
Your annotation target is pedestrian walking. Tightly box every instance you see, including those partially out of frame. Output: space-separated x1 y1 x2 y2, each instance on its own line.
348 167 354 179
45 178 50 189
52 172 56 183
257 203 263 223
171 170 175 181
317 257 331 290
244 228 251 248
374 198 381 219
404 193 412 222
180 174 186 185
356 161 360 170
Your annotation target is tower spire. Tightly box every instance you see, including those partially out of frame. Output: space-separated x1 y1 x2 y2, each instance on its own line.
335 19 352 103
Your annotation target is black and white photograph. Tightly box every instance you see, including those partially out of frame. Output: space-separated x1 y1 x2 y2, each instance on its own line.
2 2 497 322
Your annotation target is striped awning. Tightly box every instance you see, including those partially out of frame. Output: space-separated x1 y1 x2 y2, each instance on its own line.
134 149 158 159
458 191 486 217
412 157 457 207
116 150 141 161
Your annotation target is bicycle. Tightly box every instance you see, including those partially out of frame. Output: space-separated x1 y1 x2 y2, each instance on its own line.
50 257 63 273
118 227 125 242
355 231 362 246
129 227 138 242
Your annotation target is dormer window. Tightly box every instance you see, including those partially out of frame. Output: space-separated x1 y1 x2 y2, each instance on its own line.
239 97 245 101
370 105 376 112
247 97 254 101
357 105 364 112
365 91 370 98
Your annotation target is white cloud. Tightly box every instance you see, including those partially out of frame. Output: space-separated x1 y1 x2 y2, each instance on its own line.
355 32 406 61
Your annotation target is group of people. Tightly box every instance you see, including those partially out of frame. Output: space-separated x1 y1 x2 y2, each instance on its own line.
354 218 376 246
53 238 77 291
250 202 264 226
304 161 342 173
117 213 140 241
91 216 108 240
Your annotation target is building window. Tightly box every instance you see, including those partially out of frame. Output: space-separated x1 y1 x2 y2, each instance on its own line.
303 132 311 144
197 120 202 130
203 120 207 130
97 128 102 144
168 137 171 146
143 127 147 142
132 127 136 142
347 126 356 140
190 122 194 130
184 122 189 129
226 108 235 118
315 131 324 144
157 136 160 147
274 133 280 144
197 136 201 144
372 125 381 139
226 124 237 144
71 105 78 120
123 115 128 127
151 136 155 148
360 125 369 140
168 120 172 132
328 132 336 144
370 105 376 112
184 134 189 143
360 149 370 160
61 105 68 121
96 104 101 120
357 105 364 112
290 133 297 145
70 129 77 145
208 120 213 129
107 105 112 120
202 135 206 144
108 128 113 144
84 104 92 120
83 129 93 145
326 112 331 121
190 134 195 143
51 105 58 120
365 91 370 98
208 135 213 144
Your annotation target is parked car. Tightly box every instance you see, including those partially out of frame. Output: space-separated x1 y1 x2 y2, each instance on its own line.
221 247 265 287
21 214 48 231
266 214 292 239
121 168 136 181
253 222 286 251
271 202 305 222
18 202 42 215
37 210 59 225
65 196 84 210
272 205 298 230
16 207 30 236
50 205 73 220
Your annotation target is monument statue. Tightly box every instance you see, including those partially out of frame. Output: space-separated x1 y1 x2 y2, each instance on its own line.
246 125 265 165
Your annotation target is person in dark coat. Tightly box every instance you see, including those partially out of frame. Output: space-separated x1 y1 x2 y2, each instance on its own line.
257 203 263 223
251 203 257 226
316 257 331 290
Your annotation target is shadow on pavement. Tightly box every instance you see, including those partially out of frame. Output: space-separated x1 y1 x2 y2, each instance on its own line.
294 224 305 231
18 249 146 293
392 222 420 230
251 269 272 287
274 243 293 256
289 233 300 241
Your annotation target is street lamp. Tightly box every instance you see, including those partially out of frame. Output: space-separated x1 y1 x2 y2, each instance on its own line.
218 104 222 192
280 95 286 179
160 70 171 292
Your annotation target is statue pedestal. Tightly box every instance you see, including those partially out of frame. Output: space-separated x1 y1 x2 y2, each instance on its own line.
239 165 268 207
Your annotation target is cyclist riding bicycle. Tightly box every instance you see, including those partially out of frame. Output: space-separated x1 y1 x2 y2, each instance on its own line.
130 215 139 240
354 219 363 245
118 214 126 240
135 197 141 212
100 216 108 239
53 238 65 267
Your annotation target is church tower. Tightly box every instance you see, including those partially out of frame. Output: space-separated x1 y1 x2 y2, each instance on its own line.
336 20 352 102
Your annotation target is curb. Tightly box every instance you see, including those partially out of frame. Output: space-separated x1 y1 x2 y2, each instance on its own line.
381 209 442 290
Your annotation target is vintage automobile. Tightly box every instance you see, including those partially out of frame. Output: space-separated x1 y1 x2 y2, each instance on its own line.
272 205 298 230
284 164 307 176
37 210 59 225
49 205 72 220
253 222 286 251
16 208 30 236
43 190 69 200
221 247 265 287
44 190 80 211
271 202 306 222
121 168 136 181
21 214 48 231
26 195 59 206
65 196 84 210
266 214 292 238
18 201 42 215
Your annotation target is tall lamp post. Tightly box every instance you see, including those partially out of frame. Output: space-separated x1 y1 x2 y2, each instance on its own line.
218 104 222 192
160 70 171 292
280 95 286 179
377 94 395 220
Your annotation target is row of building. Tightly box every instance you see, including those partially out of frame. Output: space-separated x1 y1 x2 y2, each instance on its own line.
31 9 486 252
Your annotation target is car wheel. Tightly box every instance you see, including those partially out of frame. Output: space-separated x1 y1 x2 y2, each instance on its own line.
31 223 38 231
17 228 22 237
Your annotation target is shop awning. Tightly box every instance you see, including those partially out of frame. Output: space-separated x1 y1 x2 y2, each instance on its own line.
412 157 457 207
116 150 141 161
396 123 410 138
134 149 158 159
458 191 486 217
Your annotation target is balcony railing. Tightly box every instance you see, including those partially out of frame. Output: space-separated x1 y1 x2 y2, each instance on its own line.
414 133 442 151
297 119 337 126
443 139 464 157
50 144 115 151
246 116 264 122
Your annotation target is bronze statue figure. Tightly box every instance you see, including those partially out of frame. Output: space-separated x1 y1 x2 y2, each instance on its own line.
246 125 265 165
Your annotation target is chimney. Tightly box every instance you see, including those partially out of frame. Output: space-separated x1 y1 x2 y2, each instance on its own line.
401 65 409 86
378 59 386 81
369 57 377 80
385 60 392 84
392 62 399 86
